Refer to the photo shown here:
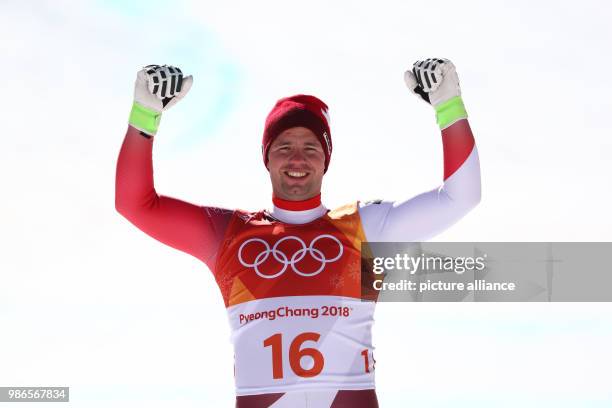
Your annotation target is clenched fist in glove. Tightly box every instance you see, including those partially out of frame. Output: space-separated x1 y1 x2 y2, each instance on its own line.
128 64 193 136
404 58 467 130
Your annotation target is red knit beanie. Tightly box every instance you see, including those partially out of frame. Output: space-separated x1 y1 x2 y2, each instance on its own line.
262 94 332 173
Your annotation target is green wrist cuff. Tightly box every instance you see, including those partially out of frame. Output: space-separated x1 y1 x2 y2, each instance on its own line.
435 96 468 129
129 102 161 135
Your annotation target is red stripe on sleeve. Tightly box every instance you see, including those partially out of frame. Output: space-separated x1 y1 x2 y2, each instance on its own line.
441 119 475 180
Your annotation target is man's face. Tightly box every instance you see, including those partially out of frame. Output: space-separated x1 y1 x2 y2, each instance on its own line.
267 126 325 201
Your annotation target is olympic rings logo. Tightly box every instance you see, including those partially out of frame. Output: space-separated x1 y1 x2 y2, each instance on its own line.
238 235 343 279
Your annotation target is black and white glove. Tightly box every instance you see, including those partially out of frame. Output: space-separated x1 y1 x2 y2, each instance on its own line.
404 58 467 129
129 64 193 136
404 58 461 107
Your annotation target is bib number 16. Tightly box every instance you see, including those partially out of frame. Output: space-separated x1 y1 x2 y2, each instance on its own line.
263 332 373 379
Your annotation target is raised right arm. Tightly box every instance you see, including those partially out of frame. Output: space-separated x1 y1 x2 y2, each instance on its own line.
115 66 231 270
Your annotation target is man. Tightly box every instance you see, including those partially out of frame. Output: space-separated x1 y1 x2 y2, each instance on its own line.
115 58 481 407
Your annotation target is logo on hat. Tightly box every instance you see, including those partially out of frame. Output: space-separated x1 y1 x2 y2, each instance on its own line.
321 107 331 126
322 132 332 156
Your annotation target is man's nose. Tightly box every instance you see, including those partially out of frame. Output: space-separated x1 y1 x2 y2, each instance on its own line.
288 148 306 163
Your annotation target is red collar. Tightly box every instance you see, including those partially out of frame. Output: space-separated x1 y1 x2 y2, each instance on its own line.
272 193 322 211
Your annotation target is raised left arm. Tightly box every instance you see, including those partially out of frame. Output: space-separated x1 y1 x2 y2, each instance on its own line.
359 58 481 242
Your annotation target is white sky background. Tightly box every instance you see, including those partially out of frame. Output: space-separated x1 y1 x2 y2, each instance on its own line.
1 0 611 407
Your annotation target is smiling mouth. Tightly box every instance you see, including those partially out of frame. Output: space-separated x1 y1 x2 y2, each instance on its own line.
284 170 309 179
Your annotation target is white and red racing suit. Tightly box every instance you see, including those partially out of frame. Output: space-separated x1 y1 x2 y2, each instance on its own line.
115 117 480 407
